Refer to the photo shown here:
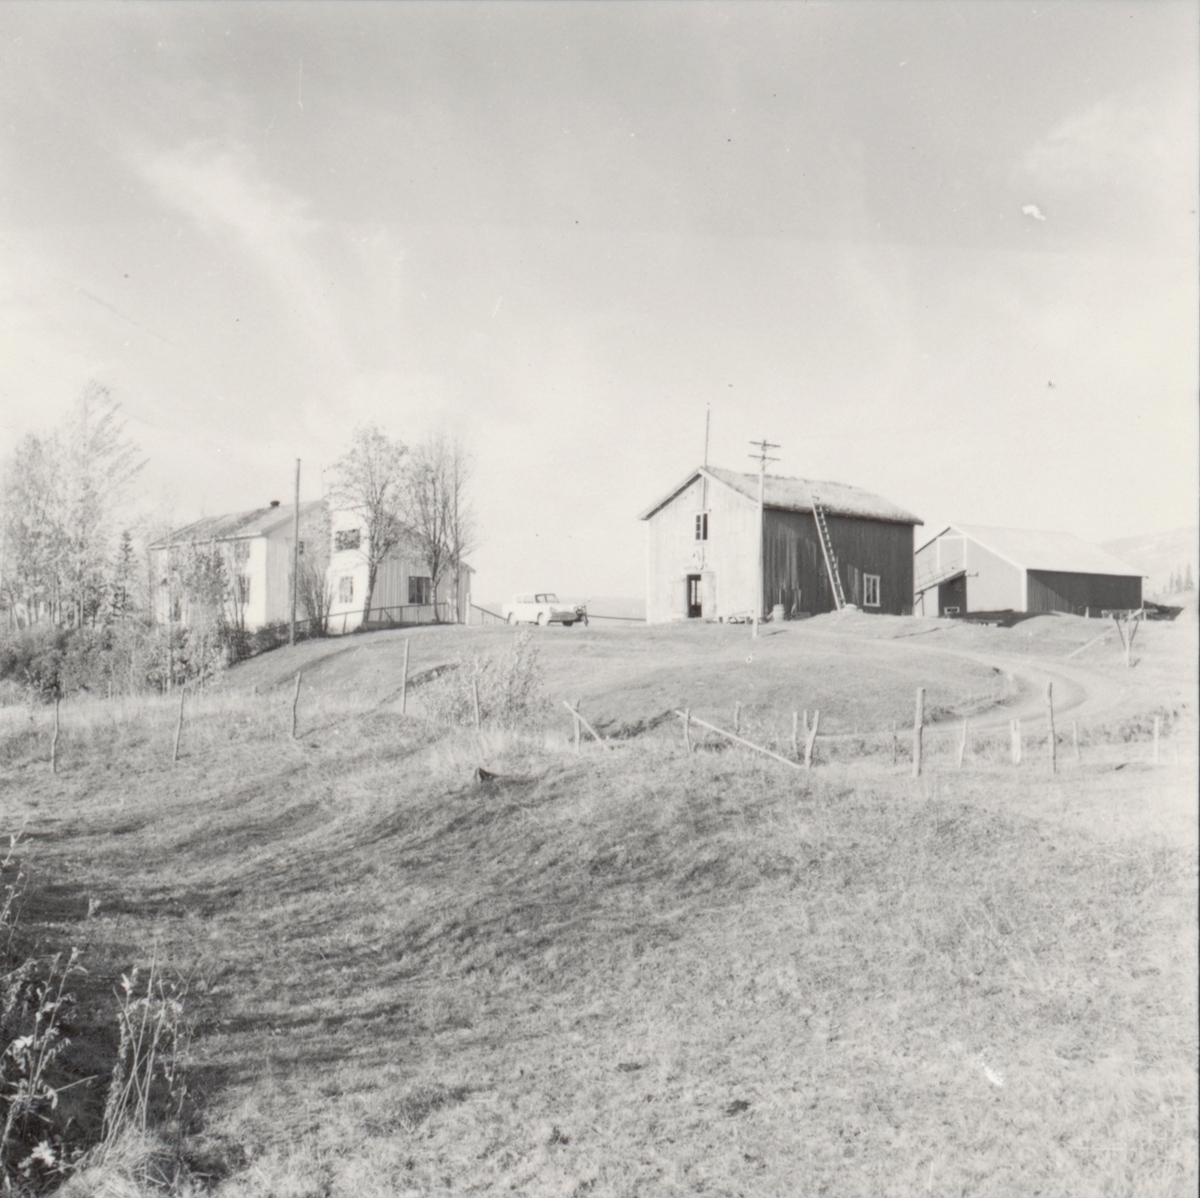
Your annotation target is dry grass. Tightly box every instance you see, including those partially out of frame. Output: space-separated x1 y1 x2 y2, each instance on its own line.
0 618 1195 1196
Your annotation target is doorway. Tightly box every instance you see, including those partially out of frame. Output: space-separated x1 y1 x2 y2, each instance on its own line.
686 574 702 618
938 573 966 616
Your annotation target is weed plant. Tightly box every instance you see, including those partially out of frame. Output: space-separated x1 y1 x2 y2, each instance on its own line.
420 631 547 728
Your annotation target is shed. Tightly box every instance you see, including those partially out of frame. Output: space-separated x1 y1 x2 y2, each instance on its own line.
913 525 1144 617
639 466 922 623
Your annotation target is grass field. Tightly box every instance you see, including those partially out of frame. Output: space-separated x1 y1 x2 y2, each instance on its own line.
2 610 1196 1196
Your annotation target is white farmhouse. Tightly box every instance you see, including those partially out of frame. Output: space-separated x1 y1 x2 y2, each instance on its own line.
326 509 473 634
149 500 327 632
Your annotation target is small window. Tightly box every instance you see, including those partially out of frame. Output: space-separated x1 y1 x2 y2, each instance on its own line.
337 575 354 604
334 528 361 552
694 512 709 541
863 574 881 607
237 575 251 605
408 576 432 604
298 540 305 556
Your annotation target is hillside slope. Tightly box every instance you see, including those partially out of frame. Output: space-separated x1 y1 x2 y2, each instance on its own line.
2 617 1194 1196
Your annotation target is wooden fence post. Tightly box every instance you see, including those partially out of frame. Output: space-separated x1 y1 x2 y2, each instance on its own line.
173 687 185 763
1010 718 1021 766
892 720 898 766
791 711 799 759
1072 720 1080 764
573 700 581 753
472 677 481 730
804 710 820 771
50 697 60 774
562 701 611 749
912 688 924 778
956 719 968 769
291 671 302 740
734 701 741 735
400 638 410 715
683 707 692 753
1046 682 1056 773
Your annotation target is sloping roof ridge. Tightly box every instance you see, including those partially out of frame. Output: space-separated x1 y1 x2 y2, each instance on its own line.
152 498 326 548
639 464 920 524
950 523 1145 576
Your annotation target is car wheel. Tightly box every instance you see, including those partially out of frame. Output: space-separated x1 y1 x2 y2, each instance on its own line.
537 612 547 626
563 621 574 628
507 612 516 625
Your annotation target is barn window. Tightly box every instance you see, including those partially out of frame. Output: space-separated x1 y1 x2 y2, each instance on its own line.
334 528 361 552
337 575 354 604
863 574 881 607
694 512 709 541
408 576 433 605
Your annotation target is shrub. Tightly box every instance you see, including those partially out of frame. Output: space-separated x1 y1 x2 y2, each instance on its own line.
421 632 546 728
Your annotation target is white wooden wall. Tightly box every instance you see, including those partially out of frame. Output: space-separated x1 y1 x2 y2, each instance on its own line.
645 475 759 623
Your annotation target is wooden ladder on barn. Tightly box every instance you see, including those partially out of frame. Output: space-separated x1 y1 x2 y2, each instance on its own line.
810 491 846 610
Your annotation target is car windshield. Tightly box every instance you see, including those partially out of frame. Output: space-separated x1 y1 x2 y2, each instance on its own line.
536 593 558 603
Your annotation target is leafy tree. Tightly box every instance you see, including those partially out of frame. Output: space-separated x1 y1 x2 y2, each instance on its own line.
329 426 409 624
0 383 143 627
110 529 139 621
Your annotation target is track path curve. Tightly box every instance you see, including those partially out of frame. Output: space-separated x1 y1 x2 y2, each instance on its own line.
801 623 1134 733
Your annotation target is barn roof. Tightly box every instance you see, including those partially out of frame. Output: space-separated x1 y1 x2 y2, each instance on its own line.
150 500 325 549
921 524 1144 577
639 466 922 526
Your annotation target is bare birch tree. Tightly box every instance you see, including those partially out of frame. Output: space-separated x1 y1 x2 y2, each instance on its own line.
444 436 475 622
405 434 475 622
329 426 409 625
406 436 452 620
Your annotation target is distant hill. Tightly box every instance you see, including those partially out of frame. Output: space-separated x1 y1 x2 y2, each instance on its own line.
1101 527 1198 597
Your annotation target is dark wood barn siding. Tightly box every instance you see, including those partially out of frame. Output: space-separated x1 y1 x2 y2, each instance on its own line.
1026 570 1141 615
764 511 914 616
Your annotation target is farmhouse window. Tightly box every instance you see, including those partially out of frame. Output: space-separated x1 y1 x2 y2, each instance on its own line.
237 575 251 605
298 540 305 556
863 574 881 607
334 528 361 552
337 575 354 604
408 576 433 605
694 512 709 541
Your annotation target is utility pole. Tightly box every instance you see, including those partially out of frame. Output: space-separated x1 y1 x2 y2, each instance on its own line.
748 438 780 640
290 458 300 647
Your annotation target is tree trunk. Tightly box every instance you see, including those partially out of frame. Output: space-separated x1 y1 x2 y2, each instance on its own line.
361 564 377 628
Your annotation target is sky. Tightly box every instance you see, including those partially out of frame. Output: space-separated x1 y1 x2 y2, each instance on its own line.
1 0 1196 602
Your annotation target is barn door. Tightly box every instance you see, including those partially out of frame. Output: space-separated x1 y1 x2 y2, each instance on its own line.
686 574 702 618
939 574 966 616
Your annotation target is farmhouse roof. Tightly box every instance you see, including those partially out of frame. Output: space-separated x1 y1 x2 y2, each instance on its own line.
150 500 325 549
639 466 922 526
919 524 1144 577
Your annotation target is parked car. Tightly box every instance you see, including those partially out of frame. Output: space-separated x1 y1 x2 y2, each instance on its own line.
502 593 587 627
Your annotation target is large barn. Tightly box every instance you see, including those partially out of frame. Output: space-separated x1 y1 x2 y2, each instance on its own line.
913 525 1144 617
639 466 922 623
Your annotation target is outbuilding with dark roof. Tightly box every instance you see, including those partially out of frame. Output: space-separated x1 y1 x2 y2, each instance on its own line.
639 466 922 623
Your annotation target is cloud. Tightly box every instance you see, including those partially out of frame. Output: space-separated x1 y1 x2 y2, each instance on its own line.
1022 204 1046 221
130 141 347 362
